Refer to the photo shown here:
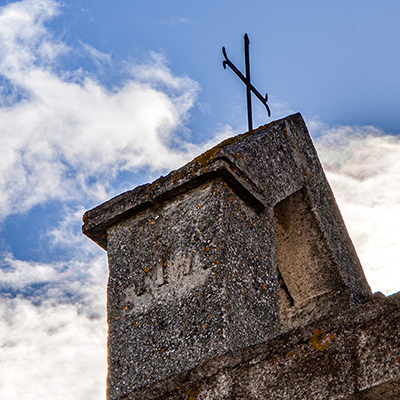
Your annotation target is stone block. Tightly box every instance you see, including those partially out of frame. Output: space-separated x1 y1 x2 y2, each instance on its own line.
82 113 371 399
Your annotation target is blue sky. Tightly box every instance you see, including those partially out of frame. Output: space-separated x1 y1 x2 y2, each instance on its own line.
0 0 399 398
45 0 400 136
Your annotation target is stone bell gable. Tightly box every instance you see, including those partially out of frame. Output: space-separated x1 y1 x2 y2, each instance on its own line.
81 113 399 400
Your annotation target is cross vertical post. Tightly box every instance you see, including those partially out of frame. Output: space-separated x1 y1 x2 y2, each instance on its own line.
222 34 271 132
244 34 253 132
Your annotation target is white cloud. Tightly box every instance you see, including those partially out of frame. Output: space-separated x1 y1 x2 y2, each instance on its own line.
45 205 96 251
79 41 112 65
157 16 191 26
0 233 108 399
0 296 107 400
0 250 107 306
311 121 400 295
0 0 201 220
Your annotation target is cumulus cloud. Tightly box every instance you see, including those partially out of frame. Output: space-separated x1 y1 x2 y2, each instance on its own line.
0 212 109 399
311 121 400 295
0 203 108 399
0 0 202 220
0 296 107 400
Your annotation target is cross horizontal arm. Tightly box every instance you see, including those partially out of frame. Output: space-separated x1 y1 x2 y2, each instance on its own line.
222 47 271 117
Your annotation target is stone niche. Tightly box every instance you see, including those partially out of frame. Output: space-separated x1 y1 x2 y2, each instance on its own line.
82 113 371 400
274 188 353 331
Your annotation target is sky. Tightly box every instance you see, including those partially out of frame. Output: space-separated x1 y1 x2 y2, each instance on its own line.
0 0 399 398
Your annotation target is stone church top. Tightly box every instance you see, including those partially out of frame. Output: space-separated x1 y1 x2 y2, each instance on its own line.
83 113 373 399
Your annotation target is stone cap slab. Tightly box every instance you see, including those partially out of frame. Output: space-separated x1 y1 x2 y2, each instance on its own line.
82 121 280 250
83 113 328 249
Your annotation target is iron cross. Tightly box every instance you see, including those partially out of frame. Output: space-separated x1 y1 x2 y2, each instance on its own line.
222 34 271 132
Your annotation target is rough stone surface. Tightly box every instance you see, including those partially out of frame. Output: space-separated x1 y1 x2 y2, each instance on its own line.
82 113 372 399
122 292 400 400
106 180 281 398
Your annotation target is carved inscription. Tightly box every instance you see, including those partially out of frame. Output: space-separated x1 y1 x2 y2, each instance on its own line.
125 247 211 312
156 260 166 287
111 182 225 312
138 250 200 296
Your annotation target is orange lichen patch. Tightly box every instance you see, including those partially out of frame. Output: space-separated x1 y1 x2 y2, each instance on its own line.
125 306 129 311
163 260 167 267
261 283 266 290
397 356 400 364
185 388 197 400
241 289 245 295
134 321 138 327
205 246 210 252
311 328 335 352
283 127 289 138
228 197 232 203
215 260 219 264
304 170 308 178
311 329 326 351
289 351 297 358
172 174 179 183
144 267 150 273
191 124 274 168
198 204 203 209
172 171 185 183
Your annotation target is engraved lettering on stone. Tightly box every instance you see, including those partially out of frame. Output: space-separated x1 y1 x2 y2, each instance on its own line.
134 271 145 296
183 252 193 275
125 250 210 312
156 260 166 287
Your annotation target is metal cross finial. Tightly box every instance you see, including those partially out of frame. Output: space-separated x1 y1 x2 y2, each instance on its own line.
222 34 271 132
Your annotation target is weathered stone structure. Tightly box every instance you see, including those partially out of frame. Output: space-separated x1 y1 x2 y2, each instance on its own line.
83 113 400 399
